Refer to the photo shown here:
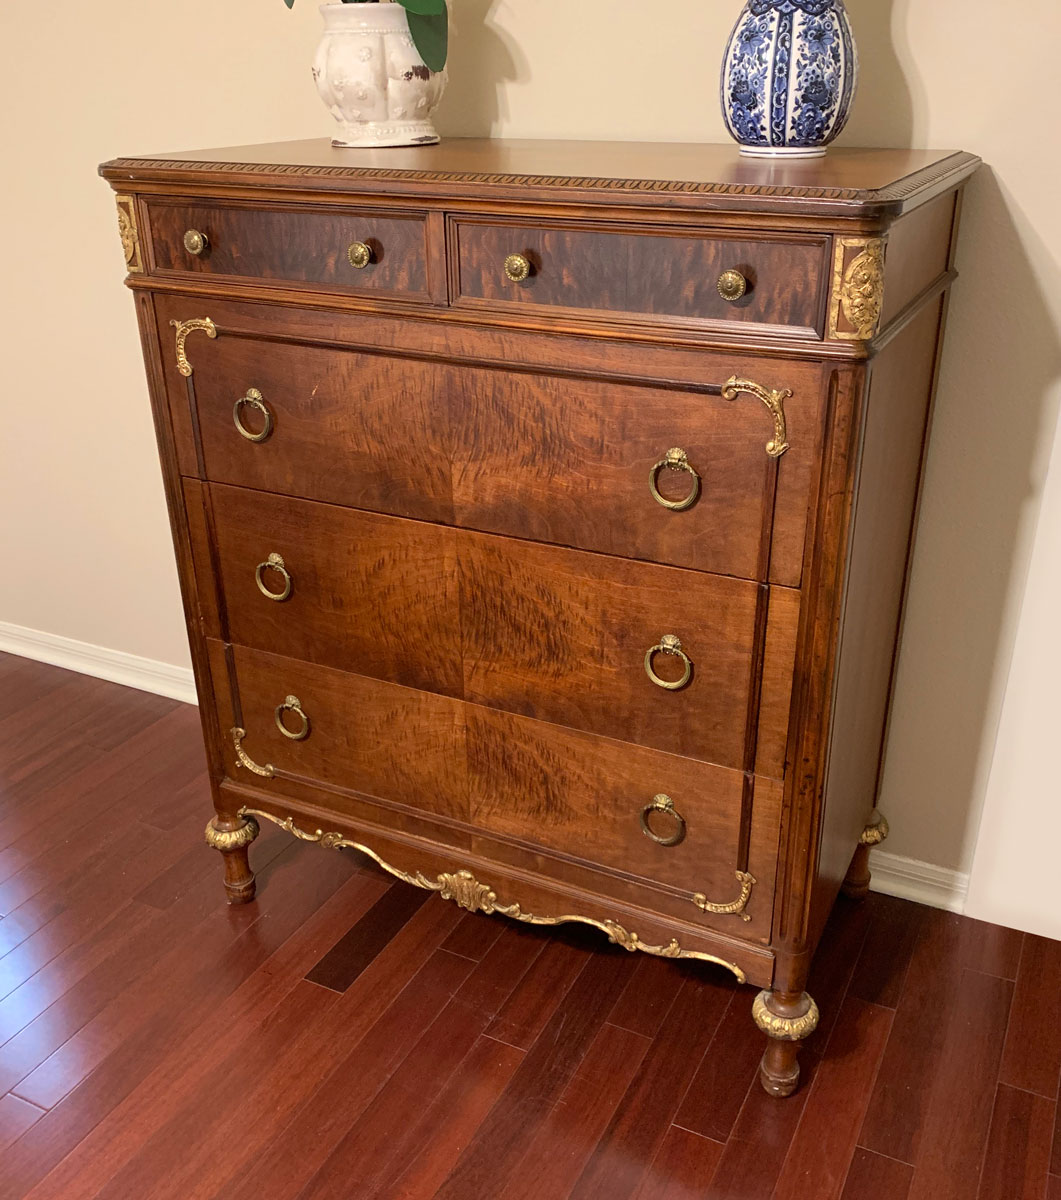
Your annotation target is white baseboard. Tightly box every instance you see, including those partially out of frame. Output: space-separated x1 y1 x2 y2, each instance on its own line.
869 850 969 914
0 620 198 705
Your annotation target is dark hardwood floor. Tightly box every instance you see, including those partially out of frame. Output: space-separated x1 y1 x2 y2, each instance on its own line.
0 651 1057 1199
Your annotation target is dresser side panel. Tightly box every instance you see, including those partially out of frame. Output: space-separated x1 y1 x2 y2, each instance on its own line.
811 295 947 941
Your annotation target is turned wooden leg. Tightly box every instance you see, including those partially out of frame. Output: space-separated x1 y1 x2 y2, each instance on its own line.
205 813 260 905
753 989 820 1097
842 810 890 900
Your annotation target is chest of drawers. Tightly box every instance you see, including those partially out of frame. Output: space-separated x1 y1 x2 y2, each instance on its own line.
103 139 978 1097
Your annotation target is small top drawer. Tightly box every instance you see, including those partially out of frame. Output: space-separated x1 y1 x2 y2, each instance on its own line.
452 217 829 335
144 198 434 299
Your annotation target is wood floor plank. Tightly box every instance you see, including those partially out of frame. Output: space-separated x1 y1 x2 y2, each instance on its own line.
976 1083 1055 1200
1 840 356 1200
305 882 428 992
1049 1177 1061 1200
485 929 598 1050
847 894 924 1010
631 1126 725 1200
607 952 688 1040
294 923 552 1200
0 1093 45 1152
498 1022 652 1200
568 973 734 1199
673 990 764 1144
772 997 893 1200
0 826 290 1098
90 948 476 1200
1000 935 1061 1099
440 910 504 962
430 949 633 1199
860 909 1006 1164
21 862 388 1200
180 899 468 1200
904 970 1015 1200
702 1055 821 1199
372 1035 526 1200
840 1149 913 1200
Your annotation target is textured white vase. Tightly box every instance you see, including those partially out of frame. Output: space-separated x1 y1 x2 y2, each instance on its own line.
313 3 446 148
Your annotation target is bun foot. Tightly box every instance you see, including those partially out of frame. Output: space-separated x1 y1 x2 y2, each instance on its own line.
752 989 820 1098
205 814 260 905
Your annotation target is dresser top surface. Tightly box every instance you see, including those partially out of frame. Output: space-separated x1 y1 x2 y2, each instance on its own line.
101 138 979 220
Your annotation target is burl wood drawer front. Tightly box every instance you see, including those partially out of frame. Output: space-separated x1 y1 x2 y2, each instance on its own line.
452 217 829 334
452 356 823 585
188 482 463 698
159 294 823 585
467 707 779 939
217 644 468 825
460 532 765 770
145 198 433 299
179 333 454 526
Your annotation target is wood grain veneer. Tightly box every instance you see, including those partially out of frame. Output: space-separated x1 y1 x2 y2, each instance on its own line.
103 137 979 1101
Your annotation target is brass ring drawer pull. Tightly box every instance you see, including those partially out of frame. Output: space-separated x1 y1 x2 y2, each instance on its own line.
274 695 310 741
183 229 209 256
640 794 687 848
649 448 702 512
255 553 292 602
504 253 531 283
645 635 693 692
233 388 273 443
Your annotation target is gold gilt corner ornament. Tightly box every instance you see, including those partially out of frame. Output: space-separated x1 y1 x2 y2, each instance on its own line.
694 870 756 921
721 376 792 458
860 810 890 847
238 807 748 983
170 317 217 377
230 727 275 778
115 195 143 273
829 237 887 341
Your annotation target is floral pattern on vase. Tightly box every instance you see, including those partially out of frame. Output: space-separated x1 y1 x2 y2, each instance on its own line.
722 0 858 157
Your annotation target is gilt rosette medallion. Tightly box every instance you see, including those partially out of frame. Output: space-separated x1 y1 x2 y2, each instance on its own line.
722 0 858 157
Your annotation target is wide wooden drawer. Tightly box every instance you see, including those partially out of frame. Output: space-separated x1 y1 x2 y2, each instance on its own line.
144 197 434 299
208 643 778 939
451 216 829 335
188 484 797 774
159 295 824 585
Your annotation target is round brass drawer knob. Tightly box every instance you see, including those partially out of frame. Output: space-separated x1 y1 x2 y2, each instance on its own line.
348 241 373 269
255 553 293 603
504 253 532 283
640 794 687 848
183 229 209 257
649 448 702 512
274 695 310 741
645 634 694 692
717 269 748 302
233 388 273 444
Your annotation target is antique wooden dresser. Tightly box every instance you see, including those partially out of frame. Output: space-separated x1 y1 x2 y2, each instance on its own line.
102 139 978 1096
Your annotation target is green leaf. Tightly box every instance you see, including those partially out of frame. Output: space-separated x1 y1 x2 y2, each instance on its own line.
283 0 296 8
406 8 448 72
397 0 446 14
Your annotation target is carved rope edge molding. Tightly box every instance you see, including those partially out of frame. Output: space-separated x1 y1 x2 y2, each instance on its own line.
103 151 976 205
238 807 748 983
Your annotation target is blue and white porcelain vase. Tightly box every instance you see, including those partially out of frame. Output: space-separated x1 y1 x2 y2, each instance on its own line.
721 0 858 158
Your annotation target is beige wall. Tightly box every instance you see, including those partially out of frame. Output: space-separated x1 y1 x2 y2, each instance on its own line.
2 1 1058 931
